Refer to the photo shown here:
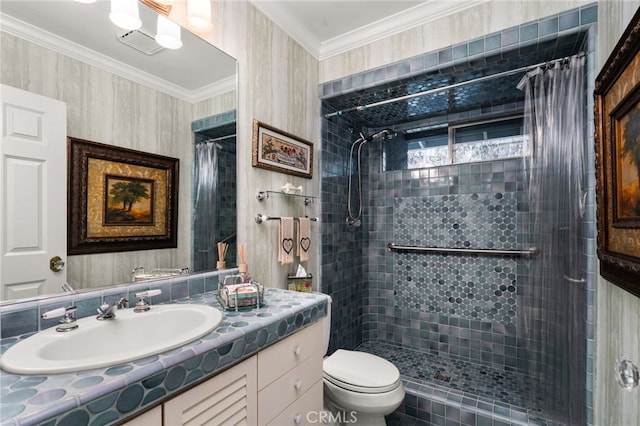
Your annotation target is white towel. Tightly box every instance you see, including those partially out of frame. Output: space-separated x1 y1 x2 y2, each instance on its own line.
297 217 311 262
278 217 294 265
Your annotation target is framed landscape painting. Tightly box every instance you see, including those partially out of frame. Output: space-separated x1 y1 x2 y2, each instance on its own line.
68 137 179 255
594 8 640 297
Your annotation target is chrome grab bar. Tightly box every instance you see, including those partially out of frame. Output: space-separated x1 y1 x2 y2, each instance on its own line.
387 243 537 256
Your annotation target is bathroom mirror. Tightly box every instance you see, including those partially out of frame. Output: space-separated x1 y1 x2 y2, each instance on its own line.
0 0 237 301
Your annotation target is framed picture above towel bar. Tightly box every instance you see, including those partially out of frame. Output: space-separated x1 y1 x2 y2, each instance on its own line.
252 120 313 179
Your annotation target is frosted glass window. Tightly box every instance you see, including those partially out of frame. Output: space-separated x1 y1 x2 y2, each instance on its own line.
406 131 449 168
384 115 526 171
452 117 527 164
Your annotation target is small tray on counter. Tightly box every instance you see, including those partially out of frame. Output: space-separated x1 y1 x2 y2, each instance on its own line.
217 275 265 311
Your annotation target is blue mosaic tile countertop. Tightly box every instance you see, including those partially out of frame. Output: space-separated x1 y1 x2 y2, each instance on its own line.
0 288 329 426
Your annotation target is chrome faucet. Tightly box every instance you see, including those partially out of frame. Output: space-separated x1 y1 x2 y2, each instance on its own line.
61 282 75 294
42 306 78 332
131 266 145 282
133 290 162 313
96 298 128 320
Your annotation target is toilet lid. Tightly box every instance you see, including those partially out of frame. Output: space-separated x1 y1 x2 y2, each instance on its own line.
323 350 400 393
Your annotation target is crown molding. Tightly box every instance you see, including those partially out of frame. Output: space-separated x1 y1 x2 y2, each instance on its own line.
250 0 490 61
0 12 232 104
249 0 322 58
319 0 491 60
193 74 237 104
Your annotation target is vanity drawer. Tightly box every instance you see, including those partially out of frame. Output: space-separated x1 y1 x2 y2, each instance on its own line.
258 320 323 389
258 351 323 423
266 381 323 426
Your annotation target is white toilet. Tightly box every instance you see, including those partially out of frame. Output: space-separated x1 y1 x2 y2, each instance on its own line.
322 297 405 425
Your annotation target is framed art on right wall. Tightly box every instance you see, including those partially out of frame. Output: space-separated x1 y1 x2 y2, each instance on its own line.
594 7 640 297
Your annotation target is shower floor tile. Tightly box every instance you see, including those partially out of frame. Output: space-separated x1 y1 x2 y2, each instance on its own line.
356 340 551 424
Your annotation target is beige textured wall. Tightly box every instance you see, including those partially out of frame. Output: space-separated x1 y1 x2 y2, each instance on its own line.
171 2 320 290
595 1 640 423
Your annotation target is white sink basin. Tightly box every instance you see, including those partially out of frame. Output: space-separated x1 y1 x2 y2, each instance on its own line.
0 304 223 375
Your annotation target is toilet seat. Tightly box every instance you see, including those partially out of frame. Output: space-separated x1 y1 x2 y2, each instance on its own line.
323 349 401 393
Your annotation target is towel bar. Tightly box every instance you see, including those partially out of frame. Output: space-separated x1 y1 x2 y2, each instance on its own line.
255 214 319 224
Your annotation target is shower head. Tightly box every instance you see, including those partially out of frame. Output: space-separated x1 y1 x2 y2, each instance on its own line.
364 129 397 142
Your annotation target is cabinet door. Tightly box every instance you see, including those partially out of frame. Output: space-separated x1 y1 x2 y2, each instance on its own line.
164 356 257 425
258 321 323 389
121 406 162 425
258 352 323 423
267 381 323 426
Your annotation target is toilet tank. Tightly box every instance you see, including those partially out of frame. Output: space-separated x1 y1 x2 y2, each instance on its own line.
322 296 332 356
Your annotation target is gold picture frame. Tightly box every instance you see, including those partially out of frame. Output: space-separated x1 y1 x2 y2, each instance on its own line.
68 137 179 255
252 120 313 179
594 8 640 297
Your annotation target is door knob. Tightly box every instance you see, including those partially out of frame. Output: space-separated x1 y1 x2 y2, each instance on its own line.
49 256 65 272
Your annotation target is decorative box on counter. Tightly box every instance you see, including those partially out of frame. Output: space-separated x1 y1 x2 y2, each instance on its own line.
217 275 264 310
287 274 313 292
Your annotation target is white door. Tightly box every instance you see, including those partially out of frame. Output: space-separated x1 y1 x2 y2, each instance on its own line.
0 84 67 301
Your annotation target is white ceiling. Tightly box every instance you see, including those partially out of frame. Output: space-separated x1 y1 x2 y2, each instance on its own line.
0 1 483 101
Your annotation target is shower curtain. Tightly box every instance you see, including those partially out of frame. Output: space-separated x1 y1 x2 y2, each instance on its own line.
517 55 586 424
192 141 220 272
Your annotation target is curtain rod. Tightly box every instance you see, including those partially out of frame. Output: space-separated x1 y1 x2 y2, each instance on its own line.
324 53 585 119
197 134 236 144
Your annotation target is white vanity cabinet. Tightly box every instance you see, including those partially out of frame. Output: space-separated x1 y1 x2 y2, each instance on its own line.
122 405 162 425
257 321 324 425
163 356 258 425
122 321 323 426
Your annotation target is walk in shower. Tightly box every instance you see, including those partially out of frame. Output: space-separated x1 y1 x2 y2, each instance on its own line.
320 6 596 426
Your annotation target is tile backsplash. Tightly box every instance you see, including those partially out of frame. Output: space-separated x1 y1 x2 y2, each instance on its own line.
0 269 236 340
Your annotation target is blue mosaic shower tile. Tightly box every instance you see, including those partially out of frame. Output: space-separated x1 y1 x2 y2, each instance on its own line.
538 16 559 37
394 193 518 250
190 110 236 133
393 251 517 323
520 23 538 43
437 47 453 65
468 38 484 57
484 33 501 52
580 5 597 25
501 27 519 47
559 9 579 31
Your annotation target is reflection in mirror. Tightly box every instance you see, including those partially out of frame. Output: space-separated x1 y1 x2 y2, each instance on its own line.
0 0 237 302
192 114 237 273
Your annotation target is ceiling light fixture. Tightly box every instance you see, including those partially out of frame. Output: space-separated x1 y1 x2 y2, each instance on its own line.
155 15 183 50
109 0 142 31
187 0 213 32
